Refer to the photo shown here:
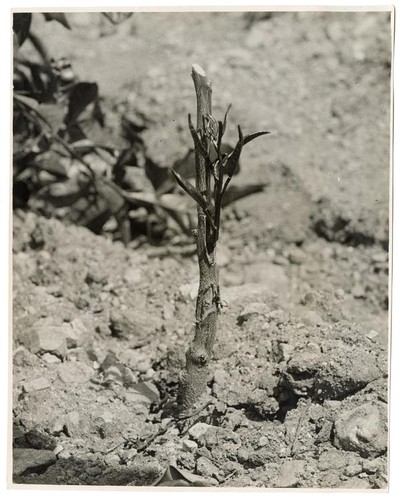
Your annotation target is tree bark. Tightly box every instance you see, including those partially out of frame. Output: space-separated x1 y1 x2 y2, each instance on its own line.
179 65 220 412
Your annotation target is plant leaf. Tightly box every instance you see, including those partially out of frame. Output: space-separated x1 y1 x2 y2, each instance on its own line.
222 182 268 208
224 125 244 179
43 13 71 30
153 464 213 487
188 114 209 161
172 169 207 211
37 103 65 131
13 92 39 110
222 103 231 135
65 82 98 125
13 13 32 48
243 130 270 146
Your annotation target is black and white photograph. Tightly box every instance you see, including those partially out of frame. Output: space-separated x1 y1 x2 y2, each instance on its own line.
9 5 392 490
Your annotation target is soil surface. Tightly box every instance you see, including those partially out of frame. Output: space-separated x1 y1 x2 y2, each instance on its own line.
12 11 390 488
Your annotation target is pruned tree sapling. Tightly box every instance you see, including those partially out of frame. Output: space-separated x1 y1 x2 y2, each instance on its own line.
174 64 269 414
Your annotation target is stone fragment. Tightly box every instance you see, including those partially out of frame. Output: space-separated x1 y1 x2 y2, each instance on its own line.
196 456 220 479
13 346 40 367
237 302 270 325
318 449 348 471
237 447 249 463
351 285 366 299
123 268 143 285
66 410 81 430
182 439 198 452
57 361 92 385
109 309 159 342
257 369 279 394
344 464 363 477
19 324 68 359
300 310 323 326
41 353 61 364
125 382 160 406
288 248 306 265
188 422 214 441
334 403 388 457
274 460 306 488
22 377 50 393
341 477 371 489
362 457 385 474
65 318 88 348
13 448 56 476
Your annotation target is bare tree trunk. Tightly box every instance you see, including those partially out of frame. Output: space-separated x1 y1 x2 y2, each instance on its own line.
179 65 220 412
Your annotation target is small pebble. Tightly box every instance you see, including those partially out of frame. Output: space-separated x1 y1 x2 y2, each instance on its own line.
183 439 198 451
23 377 51 393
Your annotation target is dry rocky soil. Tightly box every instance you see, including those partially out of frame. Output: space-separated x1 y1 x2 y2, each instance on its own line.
12 11 391 488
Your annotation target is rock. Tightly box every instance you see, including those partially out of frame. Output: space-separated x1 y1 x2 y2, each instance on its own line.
19 323 68 359
271 341 294 363
109 309 159 342
284 342 383 400
273 255 289 266
85 268 108 285
18 429 56 450
182 439 198 451
64 410 81 436
188 423 214 441
351 285 366 299
334 403 388 457
248 390 279 417
196 456 220 479
41 353 61 364
366 330 379 341
344 464 363 477
125 382 160 405
123 268 143 285
258 436 269 447
371 252 387 264
257 369 279 394
237 447 249 463
288 248 306 265
341 477 371 489
274 460 306 488
237 302 270 325
65 318 88 348
300 310 323 327
13 448 56 476
13 346 40 367
318 449 348 471
22 377 50 393
213 368 230 386
319 471 341 487
57 361 93 385
362 457 385 474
